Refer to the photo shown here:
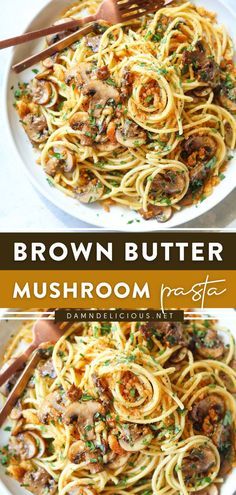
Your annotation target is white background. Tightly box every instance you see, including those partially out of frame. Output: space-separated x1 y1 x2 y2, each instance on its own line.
0 0 235 231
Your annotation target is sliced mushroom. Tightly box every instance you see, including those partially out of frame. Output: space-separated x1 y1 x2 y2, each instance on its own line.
38 391 65 424
28 432 46 458
30 80 53 106
65 62 93 87
22 467 57 495
182 447 216 481
43 54 58 69
45 147 76 178
23 113 49 143
92 374 112 407
182 135 216 161
63 400 105 440
68 440 86 463
69 113 94 146
68 440 103 473
0 359 22 397
9 432 38 460
46 17 76 46
191 394 225 425
150 171 185 196
44 157 58 177
218 86 236 113
195 329 225 359
116 120 147 148
182 49 221 88
83 80 119 117
139 204 172 222
76 179 104 204
39 358 57 379
140 321 186 347
119 424 153 452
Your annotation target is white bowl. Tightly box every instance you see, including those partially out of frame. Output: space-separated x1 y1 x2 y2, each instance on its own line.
2 0 236 231
0 308 236 494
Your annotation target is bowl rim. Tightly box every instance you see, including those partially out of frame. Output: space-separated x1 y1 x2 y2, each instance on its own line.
2 0 236 231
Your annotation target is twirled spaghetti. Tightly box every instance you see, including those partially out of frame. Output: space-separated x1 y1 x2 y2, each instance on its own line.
0 316 236 495
14 0 236 222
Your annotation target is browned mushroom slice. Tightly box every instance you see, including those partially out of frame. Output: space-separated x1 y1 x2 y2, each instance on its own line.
30 80 53 106
92 374 112 407
63 400 105 440
83 80 120 117
118 424 153 452
139 204 172 222
150 171 186 196
9 432 38 460
182 447 216 481
38 391 65 423
182 135 216 161
23 113 49 143
116 120 147 148
218 86 236 113
76 179 104 204
69 113 94 146
182 49 221 88
195 328 225 359
29 432 46 458
44 157 58 178
65 62 93 87
140 321 186 347
68 440 86 463
191 394 225 425
22 467 57 495
46 17 77 46
68 440 103 473
45 147 76 178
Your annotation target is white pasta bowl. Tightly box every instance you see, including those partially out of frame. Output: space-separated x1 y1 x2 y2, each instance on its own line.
2 0 236 230
0 308 235 494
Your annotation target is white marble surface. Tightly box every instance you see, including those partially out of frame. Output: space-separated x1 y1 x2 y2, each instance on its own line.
0 0 235 231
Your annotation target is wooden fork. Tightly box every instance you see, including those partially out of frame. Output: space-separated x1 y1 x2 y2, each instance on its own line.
11 0 173 72
0 311 72 387
0 346 53 427
1 0 172 50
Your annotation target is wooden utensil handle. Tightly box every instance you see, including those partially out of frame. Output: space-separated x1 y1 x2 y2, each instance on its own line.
0 15 95 49
12 24 93 73
0 351 41 427
0 344 35 387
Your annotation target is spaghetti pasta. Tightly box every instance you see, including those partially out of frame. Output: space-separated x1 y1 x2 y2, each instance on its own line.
0 316 236 495
15 0 236 222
